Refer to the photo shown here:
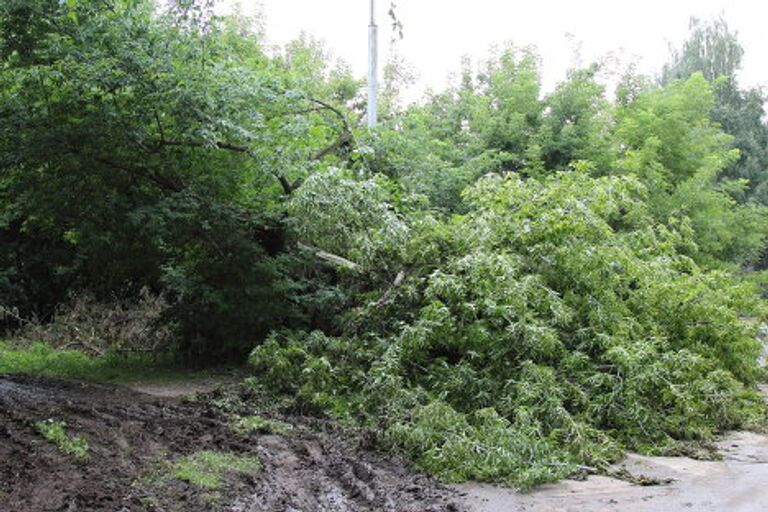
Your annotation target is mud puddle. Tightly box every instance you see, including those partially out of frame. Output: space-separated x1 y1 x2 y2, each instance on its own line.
0 374 462 512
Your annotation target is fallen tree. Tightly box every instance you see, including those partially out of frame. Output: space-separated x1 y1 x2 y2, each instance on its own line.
250 170 768 489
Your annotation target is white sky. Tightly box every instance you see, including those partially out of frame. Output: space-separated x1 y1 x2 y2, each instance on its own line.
224 1 768 101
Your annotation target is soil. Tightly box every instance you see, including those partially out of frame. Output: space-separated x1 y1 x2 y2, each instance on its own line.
0 374 463 512
125 376 242 399
4 373 768 512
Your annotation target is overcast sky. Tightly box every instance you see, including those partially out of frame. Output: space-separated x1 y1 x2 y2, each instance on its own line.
225 1 768 101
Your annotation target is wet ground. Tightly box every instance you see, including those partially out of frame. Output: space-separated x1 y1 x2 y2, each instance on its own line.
0 374 462 512
3 373 768 512
457 423 768 512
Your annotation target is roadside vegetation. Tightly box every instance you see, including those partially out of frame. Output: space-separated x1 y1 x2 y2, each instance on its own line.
0 341 223 383
1 1 767 489
231 415 294 435
1 341 152 380
169 451 261 490
35 419 90 462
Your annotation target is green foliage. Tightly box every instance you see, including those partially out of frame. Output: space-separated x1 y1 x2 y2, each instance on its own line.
171 451 260 489
287 168 408 270
538 65 615 173
384 401 589 488
35 419 89 461
662 17 768 206
616 73 768 265
248 330 369 417
472 46 543 170
0 341 195 383
617 73 731 186
662 17 744 84
231 415 293 435
249 170 766 489
0 217 77 323
372 47 546 212
0 0 361 356
2 3 767 491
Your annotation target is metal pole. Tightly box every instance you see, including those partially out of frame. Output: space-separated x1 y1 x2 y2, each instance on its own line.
367 0 378 127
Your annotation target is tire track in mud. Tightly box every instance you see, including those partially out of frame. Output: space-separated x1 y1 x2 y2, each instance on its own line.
0 374 462 512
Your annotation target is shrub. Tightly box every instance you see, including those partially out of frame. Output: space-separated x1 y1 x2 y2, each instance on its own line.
11 289 173 356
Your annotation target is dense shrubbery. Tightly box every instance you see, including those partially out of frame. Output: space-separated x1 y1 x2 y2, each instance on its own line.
8 290 173 355
0 0 355 357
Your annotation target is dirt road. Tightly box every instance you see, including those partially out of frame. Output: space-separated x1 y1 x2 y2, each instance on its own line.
0 374 461 512
3 373 767 512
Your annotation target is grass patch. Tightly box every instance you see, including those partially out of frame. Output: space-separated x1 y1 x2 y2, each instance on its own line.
231 414 293 435
171 451 261 489
0 341 218 384
35 419 89 461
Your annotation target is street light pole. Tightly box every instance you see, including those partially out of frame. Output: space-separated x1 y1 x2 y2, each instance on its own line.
367 0 378 127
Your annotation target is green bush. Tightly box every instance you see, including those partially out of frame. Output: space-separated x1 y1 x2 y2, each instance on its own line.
249 330 369 417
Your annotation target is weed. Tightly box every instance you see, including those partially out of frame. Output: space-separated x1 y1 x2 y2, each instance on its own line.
231 415 293 435
171 451 261 489
11 289 173 356
35 419 89 461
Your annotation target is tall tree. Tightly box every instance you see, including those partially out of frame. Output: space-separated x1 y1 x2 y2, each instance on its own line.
616 73 768 265
0 0 359 355
662 17 768 204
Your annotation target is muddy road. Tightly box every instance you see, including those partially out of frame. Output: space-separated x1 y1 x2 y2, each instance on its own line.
3 373 768 512
0 374 462 512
